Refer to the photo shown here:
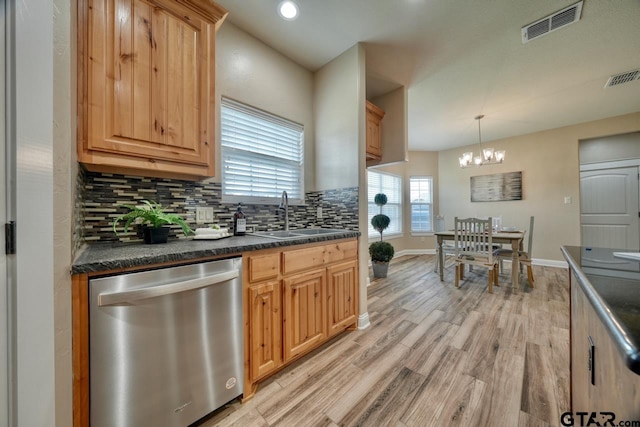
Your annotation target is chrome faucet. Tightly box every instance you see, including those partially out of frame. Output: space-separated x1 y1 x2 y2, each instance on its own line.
278 190 289 230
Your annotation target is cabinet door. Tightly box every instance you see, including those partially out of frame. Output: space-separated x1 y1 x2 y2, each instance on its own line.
365 101 384 160
249 280 282 381
570 271 591 411
571 271 640 417
283 269 326 361
327 260 358 337
80 0 224 177
366 113 381 158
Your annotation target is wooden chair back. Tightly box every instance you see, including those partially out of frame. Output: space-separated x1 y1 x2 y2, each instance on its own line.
454 217 494 264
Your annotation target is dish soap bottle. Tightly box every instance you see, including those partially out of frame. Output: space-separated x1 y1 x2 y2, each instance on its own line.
233 204 246 236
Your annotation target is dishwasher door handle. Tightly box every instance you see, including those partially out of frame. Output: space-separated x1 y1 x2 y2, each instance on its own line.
98 269 239 307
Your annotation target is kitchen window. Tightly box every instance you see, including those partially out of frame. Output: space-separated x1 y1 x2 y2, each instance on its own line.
221 97 304 204
410 176 433 233
368 170 402 238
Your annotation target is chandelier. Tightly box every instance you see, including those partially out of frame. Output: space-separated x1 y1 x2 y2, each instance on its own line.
459 115 505 168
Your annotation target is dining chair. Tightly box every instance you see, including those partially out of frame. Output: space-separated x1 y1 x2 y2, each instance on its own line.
453 217 499 293
497 216 535 287
433 215 456 273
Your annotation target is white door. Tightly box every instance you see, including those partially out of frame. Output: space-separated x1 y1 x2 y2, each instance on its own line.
0 0 8 424
580 166 640 250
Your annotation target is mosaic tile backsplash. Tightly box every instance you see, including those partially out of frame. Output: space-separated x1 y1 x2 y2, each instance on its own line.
77 170 359 244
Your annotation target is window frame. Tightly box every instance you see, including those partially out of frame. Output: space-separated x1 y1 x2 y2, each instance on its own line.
409 176 434 235
220 97 305 205
367 170 403 239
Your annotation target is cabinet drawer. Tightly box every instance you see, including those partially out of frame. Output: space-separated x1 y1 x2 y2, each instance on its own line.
282 246 325 275
282 240 358 275
248 253 280 283
323 240 358 264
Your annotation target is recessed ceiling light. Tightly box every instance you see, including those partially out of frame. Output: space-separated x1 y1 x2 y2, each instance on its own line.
278 0 299 21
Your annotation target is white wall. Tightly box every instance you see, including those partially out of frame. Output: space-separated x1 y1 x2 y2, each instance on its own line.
580 131 640 164
216 23 315 189
15 1 56 426
314 46 361 191
53 0 75 425
314 43 369 327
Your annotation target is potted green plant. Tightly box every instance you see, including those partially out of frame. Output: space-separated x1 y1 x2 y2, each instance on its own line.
369 193 394 278
112 200 194 244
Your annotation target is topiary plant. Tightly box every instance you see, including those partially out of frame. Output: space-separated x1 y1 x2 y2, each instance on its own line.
374 193 387 206
371 192 391 242
369 192 394 277
369 241 395 263
371 214 390 240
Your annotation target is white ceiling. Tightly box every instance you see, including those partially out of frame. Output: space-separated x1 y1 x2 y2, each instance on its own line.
215 0 640 151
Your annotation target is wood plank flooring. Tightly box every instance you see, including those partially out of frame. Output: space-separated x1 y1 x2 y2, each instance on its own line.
197 255 570 427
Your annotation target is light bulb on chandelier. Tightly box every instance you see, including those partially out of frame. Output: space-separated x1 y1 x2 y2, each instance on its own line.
458 115 505 168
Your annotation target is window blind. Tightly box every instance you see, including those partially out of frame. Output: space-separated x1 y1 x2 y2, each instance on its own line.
221 98 304 203
368 170 402 237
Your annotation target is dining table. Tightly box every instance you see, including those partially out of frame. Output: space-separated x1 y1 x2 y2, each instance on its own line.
434 229 526 290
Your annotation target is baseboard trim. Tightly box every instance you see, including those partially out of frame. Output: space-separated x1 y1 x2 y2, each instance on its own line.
394 249 436 257
358 312 371 330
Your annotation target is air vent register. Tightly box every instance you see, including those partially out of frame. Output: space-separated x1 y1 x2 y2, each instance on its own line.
521 1 583 43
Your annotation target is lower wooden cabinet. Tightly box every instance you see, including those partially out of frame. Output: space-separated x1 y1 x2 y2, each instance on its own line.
327 260 358 338
283 269 327 361
243 239 358 400
248 280 282 382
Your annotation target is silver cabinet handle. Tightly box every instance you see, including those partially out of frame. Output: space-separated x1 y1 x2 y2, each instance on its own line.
98 270 239 307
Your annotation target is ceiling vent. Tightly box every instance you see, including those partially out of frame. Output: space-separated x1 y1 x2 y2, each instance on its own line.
605 69 640 88
521 1 583 43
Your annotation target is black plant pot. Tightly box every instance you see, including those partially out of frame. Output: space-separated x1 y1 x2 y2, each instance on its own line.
143 226 170 244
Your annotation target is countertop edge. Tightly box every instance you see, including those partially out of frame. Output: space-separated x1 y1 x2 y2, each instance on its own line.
72 231 360 275
561 245 640 375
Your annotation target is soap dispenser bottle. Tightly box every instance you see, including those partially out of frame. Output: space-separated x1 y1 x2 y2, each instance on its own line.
233 204 246 236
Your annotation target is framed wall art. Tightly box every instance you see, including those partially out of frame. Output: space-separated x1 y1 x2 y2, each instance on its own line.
470 171 522 202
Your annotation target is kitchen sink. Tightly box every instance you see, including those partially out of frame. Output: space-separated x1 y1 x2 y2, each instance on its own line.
252 230 302 239
287 229 344 236
251 229 346 240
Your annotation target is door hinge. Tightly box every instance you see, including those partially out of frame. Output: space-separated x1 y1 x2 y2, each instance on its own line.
5 221 16 254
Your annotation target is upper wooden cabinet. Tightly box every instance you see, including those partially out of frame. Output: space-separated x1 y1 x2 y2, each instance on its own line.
78 0 227 179
366 100 385 160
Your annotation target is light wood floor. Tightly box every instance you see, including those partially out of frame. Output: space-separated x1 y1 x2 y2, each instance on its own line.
199 255 570 427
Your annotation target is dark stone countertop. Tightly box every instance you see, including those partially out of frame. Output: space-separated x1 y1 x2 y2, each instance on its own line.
72 230 360 274
561 245 640 375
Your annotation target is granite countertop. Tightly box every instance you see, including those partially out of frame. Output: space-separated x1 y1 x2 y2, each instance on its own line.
561 245 640 375
72 230 360 274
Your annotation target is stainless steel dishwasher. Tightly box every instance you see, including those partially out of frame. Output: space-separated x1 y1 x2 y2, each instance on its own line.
89 257 243 427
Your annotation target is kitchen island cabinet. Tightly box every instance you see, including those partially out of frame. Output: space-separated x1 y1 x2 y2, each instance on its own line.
562 246 640 418
77 0 227 179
